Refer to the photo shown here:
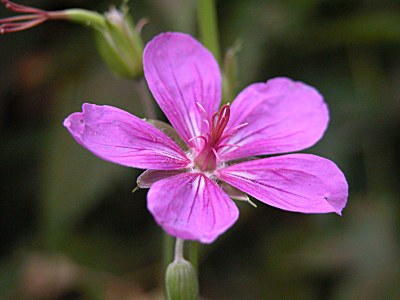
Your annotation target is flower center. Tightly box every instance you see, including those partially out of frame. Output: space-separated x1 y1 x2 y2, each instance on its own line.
193 104 231 172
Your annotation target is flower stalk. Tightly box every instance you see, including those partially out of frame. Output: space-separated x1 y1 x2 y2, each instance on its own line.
165 238 199 300
197 0 221 63
174 238 185 260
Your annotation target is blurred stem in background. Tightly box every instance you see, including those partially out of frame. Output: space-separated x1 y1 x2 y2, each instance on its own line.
163 233 175 272
188 241 199 271
197 0 221 63
222 40 241 103
197 0 241 103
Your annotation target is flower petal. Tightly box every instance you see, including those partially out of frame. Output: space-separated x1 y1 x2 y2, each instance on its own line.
217 154 348 214
143 32 221 146
147 172 239 243
220 77 329 161
64 103 190 170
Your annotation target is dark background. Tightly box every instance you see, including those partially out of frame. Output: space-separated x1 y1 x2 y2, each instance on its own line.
1 0 399 299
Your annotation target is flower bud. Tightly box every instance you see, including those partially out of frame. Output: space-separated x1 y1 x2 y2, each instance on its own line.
165 258 199 300
65 6 144 79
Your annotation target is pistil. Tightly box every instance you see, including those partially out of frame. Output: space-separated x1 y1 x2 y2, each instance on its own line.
194 104 231 171
0 0 66 34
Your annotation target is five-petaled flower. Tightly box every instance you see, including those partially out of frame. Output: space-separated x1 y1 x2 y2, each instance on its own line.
64 32 348 243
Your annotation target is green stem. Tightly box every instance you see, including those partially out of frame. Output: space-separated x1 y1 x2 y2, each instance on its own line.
174 238 185 261
61 9 106 30
197 0 221 63
166 238 199 300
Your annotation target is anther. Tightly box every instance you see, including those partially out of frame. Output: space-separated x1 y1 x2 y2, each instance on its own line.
211 148 220 161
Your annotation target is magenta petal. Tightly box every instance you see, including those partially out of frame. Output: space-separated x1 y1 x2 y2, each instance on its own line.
217 154 348 214
63 103 190 170
220 77 329 161
147 172 239 243
144 32 221 146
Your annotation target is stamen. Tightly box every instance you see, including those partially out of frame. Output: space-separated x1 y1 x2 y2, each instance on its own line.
188 135 208 144
211 112 218 129
195 101 207 115
202 119 210 130
221 122 248 138
211 148 220 161
230 122 248 132
210 104 230 144
220 103 230 116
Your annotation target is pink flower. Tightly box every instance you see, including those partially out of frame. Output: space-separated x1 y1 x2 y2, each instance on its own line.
64 32 348 243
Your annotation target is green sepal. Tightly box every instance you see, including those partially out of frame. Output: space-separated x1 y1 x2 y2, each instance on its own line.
165 259 199 300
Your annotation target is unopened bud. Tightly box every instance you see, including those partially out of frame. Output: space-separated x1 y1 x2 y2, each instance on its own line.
95 6 143 79
165 258 199 300
65 5 144 79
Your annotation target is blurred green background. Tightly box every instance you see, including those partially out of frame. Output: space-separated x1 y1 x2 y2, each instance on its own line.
1 0 400 299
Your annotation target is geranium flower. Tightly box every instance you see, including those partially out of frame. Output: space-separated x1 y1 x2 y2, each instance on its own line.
64 32 348 243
